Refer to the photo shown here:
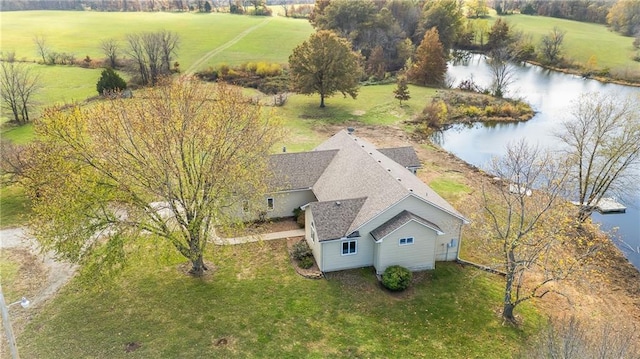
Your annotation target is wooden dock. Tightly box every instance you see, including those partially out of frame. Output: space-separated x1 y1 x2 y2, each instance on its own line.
594 197 627 213
571 197 627 214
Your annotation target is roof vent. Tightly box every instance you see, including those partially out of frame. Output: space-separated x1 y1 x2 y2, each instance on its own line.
397 178 402 181
361 145 365 148
378 160 381 163
282 146 286 153
336 201 341 206
387 168 391 172
347 127 355 134
409 188 413 192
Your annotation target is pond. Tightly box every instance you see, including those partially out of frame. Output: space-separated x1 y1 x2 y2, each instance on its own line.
434 53 640 270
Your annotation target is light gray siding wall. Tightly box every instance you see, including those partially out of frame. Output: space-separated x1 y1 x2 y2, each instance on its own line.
224 190 316 221
266 190 316 219
373 221 437 274
320 236 373 272
358 195 464 262
304 209 324 270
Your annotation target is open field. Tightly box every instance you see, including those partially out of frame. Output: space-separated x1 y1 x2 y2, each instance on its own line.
13 238 541 358
0 11 313 120
0 11 312 69
482 13 640 74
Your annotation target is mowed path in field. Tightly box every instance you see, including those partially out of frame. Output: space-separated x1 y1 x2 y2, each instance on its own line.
185 16 273 75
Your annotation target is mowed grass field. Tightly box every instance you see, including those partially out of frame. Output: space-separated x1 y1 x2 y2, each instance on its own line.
0 11 313 120
482 13 640 74
0 11 312 68
14 238 541 358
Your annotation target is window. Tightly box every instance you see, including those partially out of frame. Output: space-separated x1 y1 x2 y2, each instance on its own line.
399 237 414 246
341 240 357 255
267 197 274 211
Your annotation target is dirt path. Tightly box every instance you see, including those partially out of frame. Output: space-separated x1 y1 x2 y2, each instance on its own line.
185 17 273 75
0 227 77 308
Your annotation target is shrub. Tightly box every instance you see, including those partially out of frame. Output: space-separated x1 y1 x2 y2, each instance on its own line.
292 240 312 260
293 207 305 228
299 256 314 269
96 68 127 95
420 100 448 127
499 103 516 117
461 105 483 118
381 265 412 291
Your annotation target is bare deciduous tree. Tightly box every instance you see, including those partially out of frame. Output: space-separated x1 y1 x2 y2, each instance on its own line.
487 47 516 98
100 38 120 68
527 316 639 359
0 61 41 124
126 30 179 86
24 79 283 277
33 34 48 64
539 26 566 65
555 92 640 223
479 140 601 323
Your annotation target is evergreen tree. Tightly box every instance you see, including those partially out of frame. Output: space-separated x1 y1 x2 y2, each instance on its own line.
96 68 127 96
393 76 410 105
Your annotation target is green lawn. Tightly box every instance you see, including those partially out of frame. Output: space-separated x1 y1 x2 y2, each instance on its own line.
18 239 542 358
483 13 640 74
0 183 31 228
276 84 438 152
0 11 312 70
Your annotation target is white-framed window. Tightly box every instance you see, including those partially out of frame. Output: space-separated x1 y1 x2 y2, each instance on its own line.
267 197 274 211
341 240 357 255
399 237 414 246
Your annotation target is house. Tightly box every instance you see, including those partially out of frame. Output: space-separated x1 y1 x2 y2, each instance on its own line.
266 129 468 274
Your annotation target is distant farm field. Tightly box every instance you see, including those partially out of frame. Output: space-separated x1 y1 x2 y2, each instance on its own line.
480 13 640 74
0 11 313 117
0 11 312 68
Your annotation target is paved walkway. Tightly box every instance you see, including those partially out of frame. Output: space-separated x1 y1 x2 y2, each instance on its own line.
0 227 78 307
211 229 305 245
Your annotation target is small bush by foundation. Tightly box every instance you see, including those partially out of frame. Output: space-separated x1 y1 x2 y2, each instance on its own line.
382 265 412 291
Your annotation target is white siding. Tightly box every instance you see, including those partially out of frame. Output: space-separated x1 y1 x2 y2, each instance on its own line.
373 221 437 274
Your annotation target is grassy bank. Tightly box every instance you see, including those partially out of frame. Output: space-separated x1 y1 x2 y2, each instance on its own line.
479 13 640 79
18 239 541 358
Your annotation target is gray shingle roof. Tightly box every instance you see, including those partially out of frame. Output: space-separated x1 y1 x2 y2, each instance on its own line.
309 198 367 241
370 210 443 241
312 130 464 235
268 150 338 191
378 147 421 169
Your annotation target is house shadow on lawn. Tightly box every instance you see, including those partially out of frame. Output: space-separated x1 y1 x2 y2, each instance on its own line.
323 266 434 300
